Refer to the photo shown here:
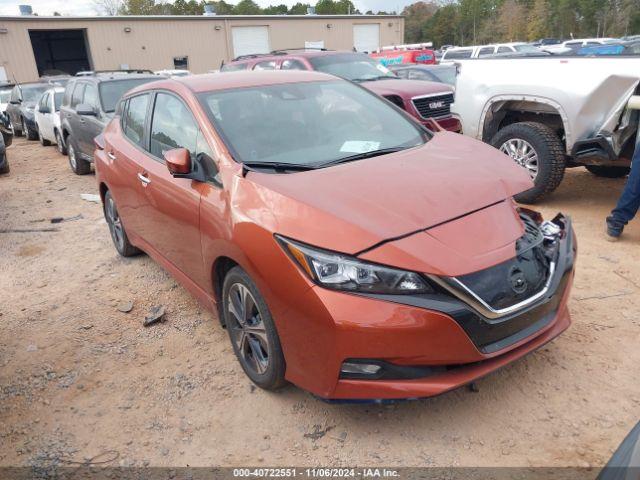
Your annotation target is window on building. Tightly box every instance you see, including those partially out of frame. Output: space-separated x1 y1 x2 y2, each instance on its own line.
173 56 189 70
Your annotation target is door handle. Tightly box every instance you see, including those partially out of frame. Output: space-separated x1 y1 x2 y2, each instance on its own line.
137 172 151 186
107 151 116 161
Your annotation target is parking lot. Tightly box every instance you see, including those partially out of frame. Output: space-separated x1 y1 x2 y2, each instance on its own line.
0 137 638 469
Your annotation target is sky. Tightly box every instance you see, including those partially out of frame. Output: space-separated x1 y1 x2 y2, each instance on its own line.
0 0 416 16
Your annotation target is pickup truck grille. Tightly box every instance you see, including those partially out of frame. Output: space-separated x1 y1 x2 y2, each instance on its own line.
412 93 454 119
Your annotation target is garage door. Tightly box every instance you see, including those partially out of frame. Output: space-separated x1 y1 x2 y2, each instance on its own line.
353 24 380 53
232 26 270 58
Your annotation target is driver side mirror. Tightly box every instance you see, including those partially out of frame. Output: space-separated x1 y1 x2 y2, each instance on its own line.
76 103 96 116
164 148 191 176
9 99 21 105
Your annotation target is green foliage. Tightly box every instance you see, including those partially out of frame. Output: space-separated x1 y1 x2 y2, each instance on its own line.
232 0 262 14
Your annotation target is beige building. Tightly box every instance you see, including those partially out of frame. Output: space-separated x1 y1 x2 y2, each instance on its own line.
0 14 405 82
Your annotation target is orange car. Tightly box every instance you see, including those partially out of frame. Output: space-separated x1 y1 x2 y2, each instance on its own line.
94 71 576 401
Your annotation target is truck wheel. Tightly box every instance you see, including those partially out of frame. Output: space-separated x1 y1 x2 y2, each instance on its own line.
491 122 565 204
22 117 37 141
67 136 91 175
585 165 630 178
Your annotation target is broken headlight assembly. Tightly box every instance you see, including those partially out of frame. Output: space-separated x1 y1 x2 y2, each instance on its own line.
276 235 432 294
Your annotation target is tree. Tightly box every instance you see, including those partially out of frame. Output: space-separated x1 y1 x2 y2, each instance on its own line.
233 0 262 14
495 0 527 41
93 0 123 15
402 1 439 42
527 0 550 40
119 0 158 14
288 2 311 13
207 1 234 14
264 4 289 14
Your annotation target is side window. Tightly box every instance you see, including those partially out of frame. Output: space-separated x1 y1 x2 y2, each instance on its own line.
281 59 306 70
71 83 86 108
38 93 48 110
84 84 99 109
149 92 197 159
123 94 149 147
254 61 277 71
220 63 248 72
497 46 512 53
478 47 494 57
62 83 74 106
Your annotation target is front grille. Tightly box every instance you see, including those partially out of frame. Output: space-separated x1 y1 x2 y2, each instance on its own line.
412 93 454 119
454 214 552 311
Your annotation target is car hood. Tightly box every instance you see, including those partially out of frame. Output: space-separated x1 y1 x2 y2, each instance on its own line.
242 132 533 256
360 78 453 98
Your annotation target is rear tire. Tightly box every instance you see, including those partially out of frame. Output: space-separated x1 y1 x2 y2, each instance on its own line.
490 121 566 204
39 128 51 146
222 266 287 391
585 165 630 178
104 190 141 257
11 120 23 137
55 130 67 155
0 156 9 174
67 136 91 175
22 117 37 141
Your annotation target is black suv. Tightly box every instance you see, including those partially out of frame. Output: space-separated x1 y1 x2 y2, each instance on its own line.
60 72 160 174
6 82 50 140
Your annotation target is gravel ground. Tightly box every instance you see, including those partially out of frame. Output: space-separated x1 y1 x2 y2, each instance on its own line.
0 137 639 470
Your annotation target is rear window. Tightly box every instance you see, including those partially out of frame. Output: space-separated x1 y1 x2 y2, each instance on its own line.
54 92 64 111
20 84 49 103
99 78 157 113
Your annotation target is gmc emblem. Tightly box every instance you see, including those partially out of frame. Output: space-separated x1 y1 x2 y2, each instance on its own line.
429 100 445 109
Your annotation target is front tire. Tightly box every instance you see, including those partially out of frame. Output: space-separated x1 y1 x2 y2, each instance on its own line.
491 122 566 204
11 120 23 137
585 165 630 178
104 190 140 257
22 117 37 141
67 136 91 175
0 156 9 174
222 266 286 391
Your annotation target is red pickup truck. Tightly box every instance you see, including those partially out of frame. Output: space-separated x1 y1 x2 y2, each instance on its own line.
221 50 462 133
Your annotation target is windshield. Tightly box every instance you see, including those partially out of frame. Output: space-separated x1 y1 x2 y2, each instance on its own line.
198 80 426 168
514 44 540 53
99 78 157 113
54 92 64 111
21 85 49 103
309 54 396 82
431 67 457 86
0 89 11 104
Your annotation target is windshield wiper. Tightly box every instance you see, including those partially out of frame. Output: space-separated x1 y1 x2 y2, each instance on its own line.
241 161 318 176
318 147 408 168
352 75 397 82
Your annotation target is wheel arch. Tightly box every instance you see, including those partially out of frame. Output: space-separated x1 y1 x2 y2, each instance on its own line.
211 256 240 326
480 96 571 154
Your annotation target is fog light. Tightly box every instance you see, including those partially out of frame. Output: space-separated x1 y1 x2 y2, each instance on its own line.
341 361 382 377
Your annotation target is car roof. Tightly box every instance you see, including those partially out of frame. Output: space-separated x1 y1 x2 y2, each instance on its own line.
231 49 363 63
127 70 339 96
73 73 160 83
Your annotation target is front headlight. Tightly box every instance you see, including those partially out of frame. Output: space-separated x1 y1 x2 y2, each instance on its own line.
276 235 431 294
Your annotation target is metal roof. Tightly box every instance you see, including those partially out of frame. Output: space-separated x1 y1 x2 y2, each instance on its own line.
0 14 403 21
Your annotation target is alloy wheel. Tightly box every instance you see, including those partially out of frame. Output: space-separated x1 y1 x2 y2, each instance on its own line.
499 138 539 180
105 196 125 252
226 283 270 376
68 144 77 170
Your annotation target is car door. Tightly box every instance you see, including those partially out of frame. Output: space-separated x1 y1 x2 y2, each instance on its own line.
77 83 105 157
66 82 86 145
42 93 56 140
131 90 206 288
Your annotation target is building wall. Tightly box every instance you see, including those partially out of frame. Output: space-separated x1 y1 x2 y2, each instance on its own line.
0 15 404 82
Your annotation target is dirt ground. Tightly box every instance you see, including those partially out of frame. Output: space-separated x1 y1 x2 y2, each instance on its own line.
0 137 639 470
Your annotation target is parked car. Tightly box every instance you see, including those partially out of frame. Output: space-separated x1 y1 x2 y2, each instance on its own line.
388 64 457 86
6 82 50 140
0 83 14 116
35 86 66 152
577 40 640 56
541 37 619 54
370 47 436 66
441 43 544 61
60 72 161 174
598 421 640 479
95 71 576 400
221 50 462 133
451 56 640 202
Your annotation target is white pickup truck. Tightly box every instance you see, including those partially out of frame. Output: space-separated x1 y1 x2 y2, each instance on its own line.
451 57 640 202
